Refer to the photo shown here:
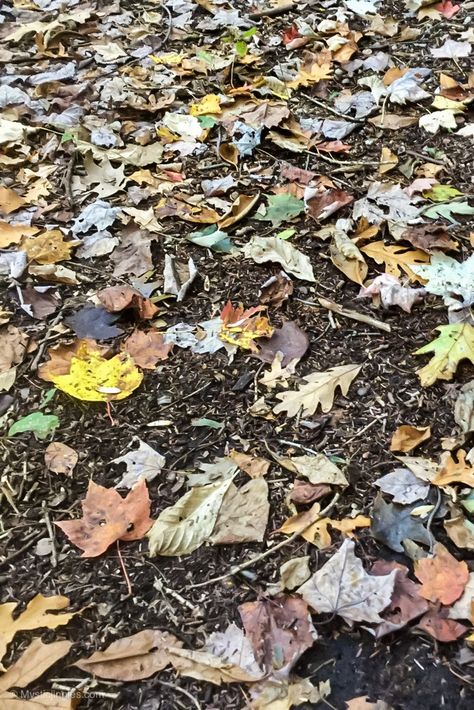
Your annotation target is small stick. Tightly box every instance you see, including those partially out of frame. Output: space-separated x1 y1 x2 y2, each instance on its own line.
301 93 364 124
404 149 446 166
42 501 58 568
30 310 65 371
0 532 43 568
187 492 340 589
155 680 202 710
64 150 76 208
426 486 442 553
316 297 391 333
249 2 295 20
117 541 133 596
344 416 385 446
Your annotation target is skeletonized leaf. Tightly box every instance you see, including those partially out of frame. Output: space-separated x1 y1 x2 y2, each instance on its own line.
148 479 233 556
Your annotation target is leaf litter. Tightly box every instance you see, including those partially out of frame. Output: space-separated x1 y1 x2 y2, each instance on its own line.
1 0 474 707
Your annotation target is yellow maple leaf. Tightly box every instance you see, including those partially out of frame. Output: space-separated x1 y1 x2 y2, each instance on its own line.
22 230 79 264
190 94 221 116
415 324 474 387
50 341 143 402
288 50 333 89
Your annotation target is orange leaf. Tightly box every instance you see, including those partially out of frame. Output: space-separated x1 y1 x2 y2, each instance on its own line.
219 302 273 352
414 543 469 605
98 286 158 319
122 329 172 369
38 339 109 380
390 425 431 453
433 449 474 487
56 480 153 557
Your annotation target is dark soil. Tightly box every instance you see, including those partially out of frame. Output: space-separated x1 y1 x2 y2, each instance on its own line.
1 0 474 709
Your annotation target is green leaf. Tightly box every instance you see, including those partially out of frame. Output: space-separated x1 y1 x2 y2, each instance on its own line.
235 40 247 57
257 193 305 227
198 115 216 129
415 323 474 387
187 226 235 253
276 228 296 240
423 200 474 223
9 412 59 440
241 27 257 39
61 131 74 144
423 184 464 202
38 388 56 409
461 491 474 514
191 417 224 429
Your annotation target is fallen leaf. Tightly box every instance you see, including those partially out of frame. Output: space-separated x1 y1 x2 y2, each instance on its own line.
0 221 38 248
112 438 165 488
43 339 143 402
9 412 59 440
20 286 61 320
274 363 361 417
74 629 182 681
0 186 26 214
278 504 332 548
239 595 317 676
368 114 418 130
449 572 474 622
444 509 474 550
411 253 474 304
361 242 429 282
289 480 332 504
431 39 472 59
0 325 28 373
0 594 76 664
415 324 474 387
219 301 273 352
65 305 123 340
97 286 158 319
371 492 432 552
257 193 305 227
229 451 270 478
22 230 79 264
0 638 72 693
330 230 368 285
163 254 198 302
370 560 429 638
455 381 474 433
255 321 309 367
358 274 425 312
434 449 474 487
379 146 398 174
414 542 469 604
277 453 348 486
417 605 467 642
297 539 396 624
122 329 172 369
44 442 78 476
244 236 315 282
148 479 233 556
259 353 298 390
56 480 153 557
212 478 269 544
306 187 353 221
278 557 311 592
390 425 431 453
259 272 294 308
374 468 429 504
330 515 371 538
218 193 260 230
346 697 394 710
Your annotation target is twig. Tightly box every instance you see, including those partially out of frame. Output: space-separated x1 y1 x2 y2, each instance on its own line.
63 150 76 208
42 501 58 568
159 2 173 49
30 310 65 371
426 486 442 553
0 532 43 568
155 680 202 710
404 149 446 166
316 297 391 333
187 492 340 589
249 2 295 19
343 416 385 446
117 541 133 596
156 381 212 413
301 93 364 124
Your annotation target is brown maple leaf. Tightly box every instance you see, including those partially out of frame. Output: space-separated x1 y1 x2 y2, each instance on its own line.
414 543 469 605
56 480 153 557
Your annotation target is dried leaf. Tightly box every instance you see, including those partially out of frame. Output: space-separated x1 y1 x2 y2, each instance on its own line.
414 543 469 604
434 449 474 487
417 605 467 642
371 493 431 552
219 301 273 352
374 468 429 504
112 439 165 488
255 321 309 367
330 230 368 285
274 364 361 417
259 272 294 308
97 286 158 319
44 442 78 476
0 638 72 692
0 325 28 373
401 224 458 253
277 453 348 486
228 451 270 478
212 478 269 544
22 230 79 264
148 479 233 556
415 324 474 387
163 255 198 302
370 560 429 638
297 539 396 624
56 480 152 557
390 425 431 453
122 329 172 369
244 236 315 282
65 306 123 340
361 241 429 282
218 194 260 230
449 572 474 622
306 188 353 221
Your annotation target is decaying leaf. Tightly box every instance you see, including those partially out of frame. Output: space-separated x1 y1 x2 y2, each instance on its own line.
330 230 368 285
228 451 270 478
97 286 158 319
374 468 429 504
212 478 269 544
44 442 78 476
417 605 467 642
112 438 165 488
256 321 309 367
122 329 172 369
0 595 76 664
259 272 294 308
414 543 469 605
274 364 361 417
358 274 425 313
56 480 153 557
219 301 273 352
0 638 73 699
449 572 474 623
243 236 315 282
371 492 432 552
390 424 431 453
239 595 317 676
415 324 474 387
297 539 396 624
148 479 233 556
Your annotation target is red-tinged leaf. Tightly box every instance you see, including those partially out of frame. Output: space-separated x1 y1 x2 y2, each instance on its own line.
370 560 429 638
435 1 460 18
315 141 351 153
418 605 468 642
283 25 300 45
414 543 469 605
56 480 153 557
219 301 265 327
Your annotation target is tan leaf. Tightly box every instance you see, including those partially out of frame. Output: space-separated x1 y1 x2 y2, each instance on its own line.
0 638 72 692
259 352 298 390
219 143 239 166
28 264 79 284
274 363 361 417
211 478 269 544
74 629 181 681
433 450 474 487
368 114 418 130
278 557 311 591
228 450 270 478
218 193 260 230
0 187 26 215
0 325 29 374
277 453 348 486
0 221 39 248
44 442 78 476
361 241 430 282
346 697 394 710
167 645 262 685
379 146 398 174
22 230 79 264
0 595 76 665
122 329 172 369
330 230 368 285
329 515 371 537
390 425 431 453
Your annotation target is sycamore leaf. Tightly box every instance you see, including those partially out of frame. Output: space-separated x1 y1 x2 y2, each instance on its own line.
414 543 469 605
0 595 76 665
361 241 429 282
45 340 143 401
8 412 59 440
244 236 315 281
148 479 233 556
415 324 474 387
274 364 361 417
296 539 396 624
56 480 152 557
256 194 305 227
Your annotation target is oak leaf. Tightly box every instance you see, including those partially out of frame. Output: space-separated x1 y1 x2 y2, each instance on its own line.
361 241 429 282
415 324 474 387
0 595 76 665
273 363 361 417
414 542 469 605
433 449 474 487
55 480 153 557
390 424 431 453
296 539 396 624
0 638 72 694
